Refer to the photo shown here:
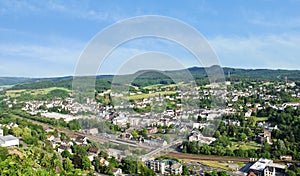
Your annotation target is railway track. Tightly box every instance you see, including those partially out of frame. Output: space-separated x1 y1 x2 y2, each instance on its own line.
167 152 251 162
11 113 300 164
13 113 153 149
167 152 293 164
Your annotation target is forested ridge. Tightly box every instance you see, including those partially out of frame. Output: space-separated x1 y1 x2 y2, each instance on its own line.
2 66 300 91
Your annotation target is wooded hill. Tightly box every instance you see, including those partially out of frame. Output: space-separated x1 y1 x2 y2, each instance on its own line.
2 66 300 91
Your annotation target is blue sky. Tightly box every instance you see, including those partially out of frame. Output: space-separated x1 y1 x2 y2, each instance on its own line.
0 0 300 77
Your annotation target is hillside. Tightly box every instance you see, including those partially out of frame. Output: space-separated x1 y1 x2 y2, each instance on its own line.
1 67 299 90
0 77 35 86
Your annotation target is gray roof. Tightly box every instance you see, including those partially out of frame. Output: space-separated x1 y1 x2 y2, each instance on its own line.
0 135 18 142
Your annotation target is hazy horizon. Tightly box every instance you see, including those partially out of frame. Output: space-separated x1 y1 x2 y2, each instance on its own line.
1 65 300 79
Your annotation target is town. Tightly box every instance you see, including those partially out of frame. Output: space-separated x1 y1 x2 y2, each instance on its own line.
0 76 299 175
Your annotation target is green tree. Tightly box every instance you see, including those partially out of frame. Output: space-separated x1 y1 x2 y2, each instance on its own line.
72 155 83 168
61 150 72 159
121 158 138 174
215 130 221 138
248 116 256 127
161 134 171 144
182 145 187 153
126 123 131 129
68 120 81 130
287 170 296 176
63 158 74 172
182 165 189 175
131 130 139 139
218 171 229 176
99 151 109 159
82 155 92 170
237 133 247 142
40 153 52 168
11 127 22 137
0 146 8 161
140 128 148 138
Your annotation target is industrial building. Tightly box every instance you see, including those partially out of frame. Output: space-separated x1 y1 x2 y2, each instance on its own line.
248 158 286 176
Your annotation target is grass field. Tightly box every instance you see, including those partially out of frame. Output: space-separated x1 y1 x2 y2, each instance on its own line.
6 87 70 98
143 83 182 90
252 116 269 123
230 141 261 151
5 89 26 98
128 91 177 100
201 161 237 171
183 159 236 171
143 84 164 90
161 84 179 89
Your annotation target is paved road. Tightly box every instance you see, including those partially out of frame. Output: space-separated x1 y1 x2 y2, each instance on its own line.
141 139 183 161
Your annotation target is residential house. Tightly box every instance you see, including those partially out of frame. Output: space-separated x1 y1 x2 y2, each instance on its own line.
188 131 216 145
75 136 88 145
170 163 183 175
57 145 72 154
61 140 73 146
112 168 122 176
99 158 110 166
46 135 55 141
146 127 158 134
88 147 100 157
106 149 128 161
245 110 252 118
192 123 210 129
282 102 300 108
86 128 99 136
112 115 128 127
257 130 272 144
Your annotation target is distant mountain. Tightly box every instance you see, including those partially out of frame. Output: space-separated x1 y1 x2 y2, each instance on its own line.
0 76 73 87
1 67 300 88
0 77 34 86
222 67 300 81
186 67 300 81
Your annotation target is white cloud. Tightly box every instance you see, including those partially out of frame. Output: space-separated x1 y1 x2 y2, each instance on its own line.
0 44 76 63
249 17 300 28
0 1 126 22
209 33 300 69
0 40 85 77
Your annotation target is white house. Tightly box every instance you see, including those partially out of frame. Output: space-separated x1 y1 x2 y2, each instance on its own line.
112 115 128 126
113 168 122 176
188 131 216 145
245 110 252 118
0 135 19 147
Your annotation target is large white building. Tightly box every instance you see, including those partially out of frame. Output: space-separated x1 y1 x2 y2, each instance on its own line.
188 131 216 144
145 159 182 175
248 158 286 176
0 135 20 147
